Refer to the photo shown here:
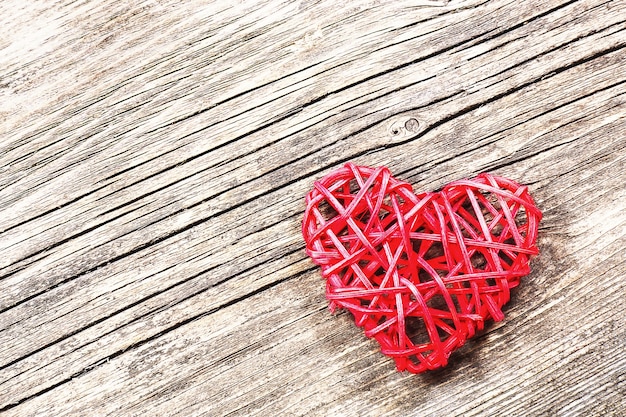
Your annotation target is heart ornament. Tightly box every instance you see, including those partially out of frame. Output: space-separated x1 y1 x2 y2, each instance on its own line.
302 164 541 373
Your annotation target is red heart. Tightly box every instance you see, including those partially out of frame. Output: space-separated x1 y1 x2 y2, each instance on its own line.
302 164 541 373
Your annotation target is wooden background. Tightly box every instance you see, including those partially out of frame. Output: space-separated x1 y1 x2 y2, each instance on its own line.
1 0 625 415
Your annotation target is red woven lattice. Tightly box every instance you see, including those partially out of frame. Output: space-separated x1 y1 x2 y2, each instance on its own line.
302 164 541 373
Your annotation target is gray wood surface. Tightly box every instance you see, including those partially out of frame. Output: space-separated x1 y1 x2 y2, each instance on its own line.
1 0 625 415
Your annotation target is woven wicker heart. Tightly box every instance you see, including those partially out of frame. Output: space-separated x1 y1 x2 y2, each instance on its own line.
302 163 541 373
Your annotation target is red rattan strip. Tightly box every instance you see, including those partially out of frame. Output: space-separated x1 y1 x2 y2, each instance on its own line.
302 163 541 373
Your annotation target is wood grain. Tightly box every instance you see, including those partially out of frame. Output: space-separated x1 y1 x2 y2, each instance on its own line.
0 0 625 415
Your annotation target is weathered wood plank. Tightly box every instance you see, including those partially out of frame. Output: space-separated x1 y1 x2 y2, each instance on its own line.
0 0 625 415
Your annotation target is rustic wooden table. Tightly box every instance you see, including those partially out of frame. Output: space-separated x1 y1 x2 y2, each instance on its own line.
1 0 625 416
